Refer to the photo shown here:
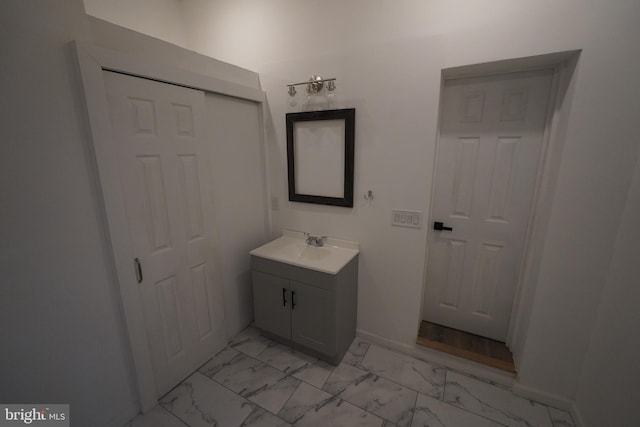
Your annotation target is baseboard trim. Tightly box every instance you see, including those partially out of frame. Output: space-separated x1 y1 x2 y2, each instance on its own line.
357 328 585 427
512 382 585 427
512 381 573 410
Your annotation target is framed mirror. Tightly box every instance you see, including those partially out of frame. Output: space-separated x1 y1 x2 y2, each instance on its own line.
286 108 355 207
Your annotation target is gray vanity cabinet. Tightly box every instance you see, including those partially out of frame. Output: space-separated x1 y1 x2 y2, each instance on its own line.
251 255 358 365
252 271 291 339
289 280 335 355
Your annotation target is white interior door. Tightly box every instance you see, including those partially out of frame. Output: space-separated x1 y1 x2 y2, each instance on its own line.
422 70 553 341
104 71 226 396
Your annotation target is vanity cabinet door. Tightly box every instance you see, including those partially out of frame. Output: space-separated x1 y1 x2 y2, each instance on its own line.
252 271 291 339
290 280 335 356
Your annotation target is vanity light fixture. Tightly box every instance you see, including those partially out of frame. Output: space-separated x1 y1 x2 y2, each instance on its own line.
287 75 337 111
287 75 336 95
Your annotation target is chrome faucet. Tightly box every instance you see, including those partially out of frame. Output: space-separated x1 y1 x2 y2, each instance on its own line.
304 233 326 247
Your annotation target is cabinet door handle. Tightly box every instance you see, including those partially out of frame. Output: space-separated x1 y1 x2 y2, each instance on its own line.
134 258 143 283
291 291 296 309
282 287 287 307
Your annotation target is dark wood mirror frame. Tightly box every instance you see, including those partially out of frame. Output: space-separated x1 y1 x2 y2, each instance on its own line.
286 108 355 207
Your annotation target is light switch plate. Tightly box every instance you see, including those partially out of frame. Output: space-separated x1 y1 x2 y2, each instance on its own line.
391 209 422 228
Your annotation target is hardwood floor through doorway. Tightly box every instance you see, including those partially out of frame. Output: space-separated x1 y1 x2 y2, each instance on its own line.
416 321 516 373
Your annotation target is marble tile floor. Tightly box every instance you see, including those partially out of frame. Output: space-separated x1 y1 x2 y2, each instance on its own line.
124 327 575 427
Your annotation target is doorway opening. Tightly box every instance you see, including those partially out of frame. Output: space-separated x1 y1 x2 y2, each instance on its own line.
419 51 580 372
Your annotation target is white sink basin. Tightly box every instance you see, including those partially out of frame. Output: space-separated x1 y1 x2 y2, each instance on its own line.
278 243 332 261
250 230 359 274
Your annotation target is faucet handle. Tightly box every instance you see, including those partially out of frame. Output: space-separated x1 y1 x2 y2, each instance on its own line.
303 233 327 246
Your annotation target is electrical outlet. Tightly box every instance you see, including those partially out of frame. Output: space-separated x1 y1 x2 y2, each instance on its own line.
391 209 422 228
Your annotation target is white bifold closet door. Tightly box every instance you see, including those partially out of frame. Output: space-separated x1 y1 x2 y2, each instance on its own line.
104 71 226 396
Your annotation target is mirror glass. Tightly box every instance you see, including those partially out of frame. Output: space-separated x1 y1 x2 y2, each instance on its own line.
286 108 355 207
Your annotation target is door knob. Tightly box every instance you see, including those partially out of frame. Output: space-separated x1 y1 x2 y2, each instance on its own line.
433 221 453 231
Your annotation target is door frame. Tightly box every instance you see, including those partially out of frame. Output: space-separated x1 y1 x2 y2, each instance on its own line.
420 51 581 358
72 41 267 411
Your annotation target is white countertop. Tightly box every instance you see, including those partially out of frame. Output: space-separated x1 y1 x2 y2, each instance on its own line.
250 230 360 274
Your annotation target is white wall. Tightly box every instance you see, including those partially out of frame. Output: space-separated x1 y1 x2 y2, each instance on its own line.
1 2 136 424
180 0 640 417
0 0 263 425
84 0 189 48
574 151 640 427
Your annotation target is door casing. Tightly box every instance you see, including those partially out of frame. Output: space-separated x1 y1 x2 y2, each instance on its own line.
72 41 266 412
420 51 581 358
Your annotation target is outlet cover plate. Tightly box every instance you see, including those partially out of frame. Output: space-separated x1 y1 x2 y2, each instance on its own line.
391 209 422 229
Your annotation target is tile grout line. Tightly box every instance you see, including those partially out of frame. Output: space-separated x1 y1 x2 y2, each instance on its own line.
329 343 414 426
213 344 340 423
408 390 419 427
231 336 510 426
320 358 435 426
438 399 512 427
274 379 304 422
224 346 297 424
423 390 514 427
155 334 532 427
236 333 535 427
195 361 264 419
442 368 447 401
421 368 511 427
438 375 538 427
156 403 190 427
546 405 555 427
238 341 337 392
316 386 405 427
345 359 446 402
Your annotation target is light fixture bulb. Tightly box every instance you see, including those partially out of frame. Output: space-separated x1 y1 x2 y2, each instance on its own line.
307 75 324 95
326 80 336 108
287 86 298 111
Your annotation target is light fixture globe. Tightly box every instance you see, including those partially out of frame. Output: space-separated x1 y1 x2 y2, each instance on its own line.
306 75 324 94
